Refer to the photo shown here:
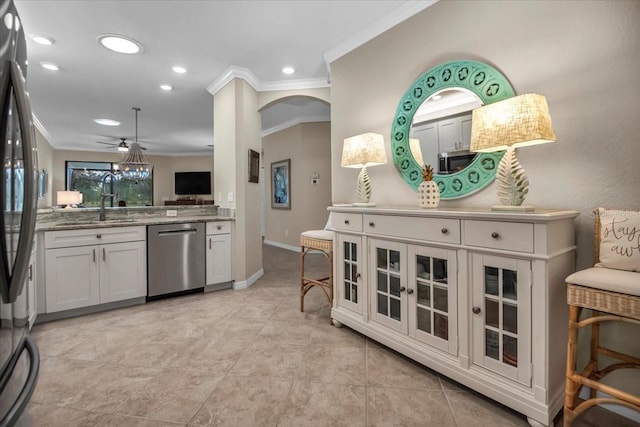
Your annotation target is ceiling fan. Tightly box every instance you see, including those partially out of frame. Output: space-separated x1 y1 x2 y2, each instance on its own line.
96 137 134 152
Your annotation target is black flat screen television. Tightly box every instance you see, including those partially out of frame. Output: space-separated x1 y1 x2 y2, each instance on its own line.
175 171 211 195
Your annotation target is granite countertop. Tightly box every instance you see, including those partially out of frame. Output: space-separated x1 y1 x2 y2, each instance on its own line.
35 205 234 232
35 215 234 232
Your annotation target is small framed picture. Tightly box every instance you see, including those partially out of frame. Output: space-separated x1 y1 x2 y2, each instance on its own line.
248 149 259 183
271 159 291 210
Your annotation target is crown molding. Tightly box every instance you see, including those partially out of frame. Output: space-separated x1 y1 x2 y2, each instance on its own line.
32 113 54 144
322 0 439 70
261 116 330 138
207 65 329 96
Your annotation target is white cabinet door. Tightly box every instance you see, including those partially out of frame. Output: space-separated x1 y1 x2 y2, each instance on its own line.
336 234 363 314
438 118 459 152
471 253 531 386
99 241 147 303
407 245 458 355
45 246 100 312
369 238 407 333
27 247 37 328
206 234 231 285
413 123 439 169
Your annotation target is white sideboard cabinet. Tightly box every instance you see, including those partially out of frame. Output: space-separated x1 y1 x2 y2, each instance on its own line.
329 206 579 426
205 221 232 286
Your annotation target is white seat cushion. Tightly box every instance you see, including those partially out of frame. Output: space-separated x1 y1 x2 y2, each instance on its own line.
301 229 334 241
566 267 640 297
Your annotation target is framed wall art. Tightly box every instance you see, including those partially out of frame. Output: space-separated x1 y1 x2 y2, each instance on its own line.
271 158 291 209
248 149 259 183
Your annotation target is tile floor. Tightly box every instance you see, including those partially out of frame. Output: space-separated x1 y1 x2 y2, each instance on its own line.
21 244 635 426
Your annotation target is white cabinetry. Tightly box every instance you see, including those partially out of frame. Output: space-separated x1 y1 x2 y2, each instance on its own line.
44 226 146 313
329 206 578 426
205 221 232 286
27 241 37 328
438 115 473 152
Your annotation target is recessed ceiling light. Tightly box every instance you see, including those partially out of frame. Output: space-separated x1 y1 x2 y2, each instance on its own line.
160 84 173 91
31 34 54 45
172 65 187 74
97 34 143 54
282 66 295 75
40 62 59 71
94 118 121 126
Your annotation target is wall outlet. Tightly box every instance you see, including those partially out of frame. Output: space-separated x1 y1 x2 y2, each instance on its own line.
166 210 177 217
285 229 288 237
227 192 234 202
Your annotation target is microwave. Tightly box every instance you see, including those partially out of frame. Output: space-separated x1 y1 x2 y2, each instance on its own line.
438 151 476 174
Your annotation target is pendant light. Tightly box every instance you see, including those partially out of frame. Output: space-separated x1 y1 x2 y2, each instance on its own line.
119 107 152 179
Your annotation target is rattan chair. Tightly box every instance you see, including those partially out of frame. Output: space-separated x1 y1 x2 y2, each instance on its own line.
564 209 640 426
300 222 334 319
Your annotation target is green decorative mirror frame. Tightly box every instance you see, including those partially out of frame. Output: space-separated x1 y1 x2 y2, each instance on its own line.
391 60 515 199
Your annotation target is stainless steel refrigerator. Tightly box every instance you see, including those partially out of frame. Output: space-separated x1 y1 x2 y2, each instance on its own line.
0 0 40 425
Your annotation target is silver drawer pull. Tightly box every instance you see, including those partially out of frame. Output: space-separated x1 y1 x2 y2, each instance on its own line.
441 228 448 234
491 232 500 239
217 225 222 230
344 220 350 225
472 306 481 314
103 248 106 262
96 234 102 239
93 249 96 263
369 222 375 227
209 238 212 250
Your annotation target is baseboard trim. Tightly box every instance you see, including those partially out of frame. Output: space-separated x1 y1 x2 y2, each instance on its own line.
263 239 300 253
233 268 264 290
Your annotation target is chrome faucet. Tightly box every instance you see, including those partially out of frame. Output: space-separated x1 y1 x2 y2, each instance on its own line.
99 172 118 221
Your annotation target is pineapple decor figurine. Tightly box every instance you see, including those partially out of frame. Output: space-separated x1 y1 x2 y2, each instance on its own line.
417 164 440 208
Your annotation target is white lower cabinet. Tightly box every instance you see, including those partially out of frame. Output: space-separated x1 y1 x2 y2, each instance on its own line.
44 226 146 313
27 243 37 328
335 234 364 315
205 221 232 285
471 253 531 386
99 241 147 303
330 207 579 426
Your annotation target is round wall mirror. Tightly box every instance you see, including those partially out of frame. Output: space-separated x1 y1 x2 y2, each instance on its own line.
391 60 515 199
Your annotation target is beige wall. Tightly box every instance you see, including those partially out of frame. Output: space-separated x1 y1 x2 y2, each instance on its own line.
263 121 332 248
35 127 54 209
213 78 263 284
331 0 640 271
330 0 640 404
46 149 212 206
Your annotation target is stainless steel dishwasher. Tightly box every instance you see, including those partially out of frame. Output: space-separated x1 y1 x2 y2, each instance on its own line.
147 222 205 298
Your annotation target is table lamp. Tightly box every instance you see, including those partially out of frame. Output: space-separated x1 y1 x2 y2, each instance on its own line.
57 190 82 208
341 133 387 206
470 93 556 212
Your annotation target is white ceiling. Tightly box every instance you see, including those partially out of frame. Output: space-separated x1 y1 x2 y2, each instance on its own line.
14 0 432 156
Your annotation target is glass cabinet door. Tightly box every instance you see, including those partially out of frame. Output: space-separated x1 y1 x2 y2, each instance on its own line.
370 239 407 333
471 253 531 386
336 234 363 314
407 245 458 355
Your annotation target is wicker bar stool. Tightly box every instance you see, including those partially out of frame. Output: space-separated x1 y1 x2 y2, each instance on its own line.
300 229 334 318
564 208 640 426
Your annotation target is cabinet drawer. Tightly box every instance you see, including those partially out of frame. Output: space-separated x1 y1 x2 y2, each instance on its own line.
364 215 460 244
206 221 231 235
45 226 146 249
464 220 533 253
332 212 363 232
